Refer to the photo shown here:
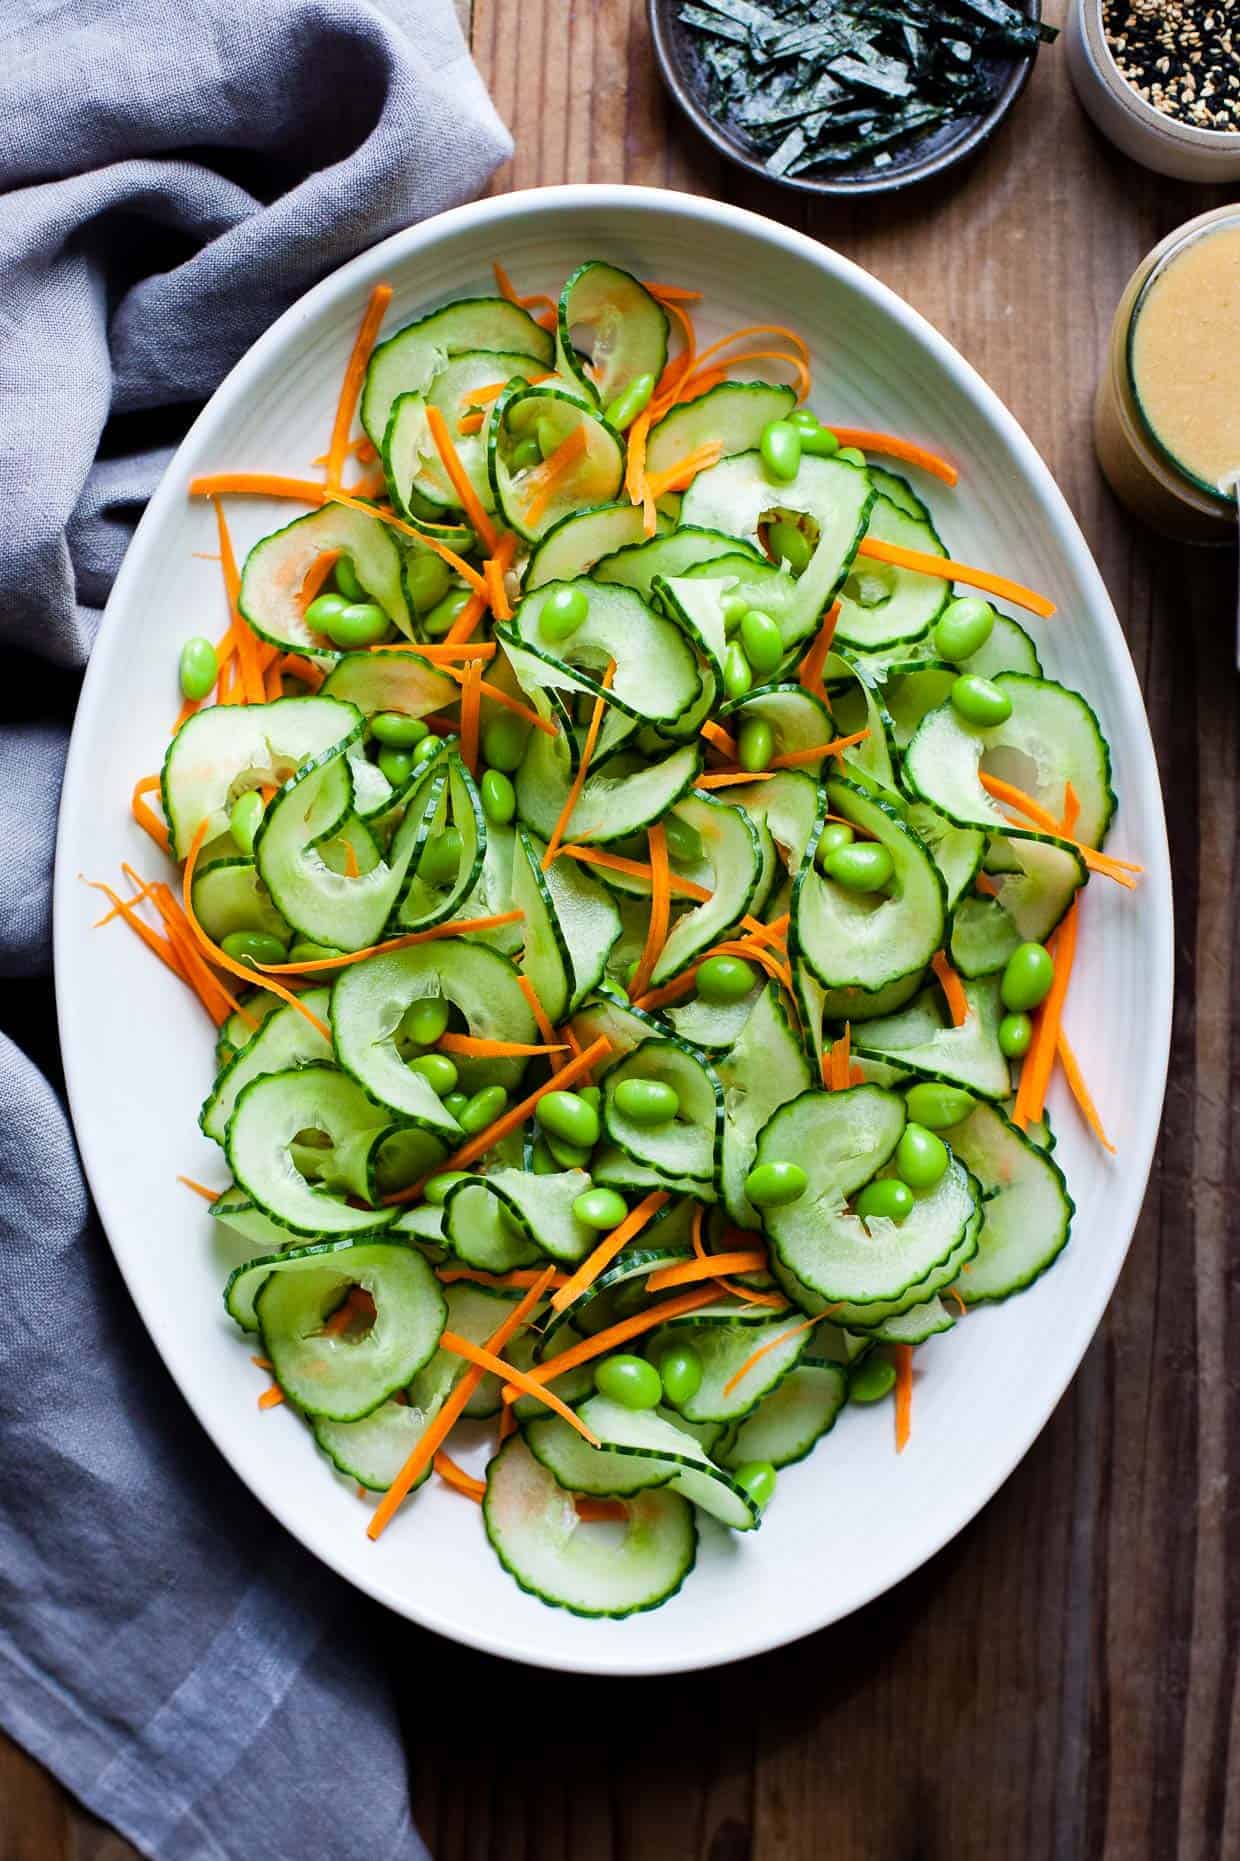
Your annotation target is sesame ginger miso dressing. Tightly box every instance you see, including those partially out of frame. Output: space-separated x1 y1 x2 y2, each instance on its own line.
1129 221 1240 497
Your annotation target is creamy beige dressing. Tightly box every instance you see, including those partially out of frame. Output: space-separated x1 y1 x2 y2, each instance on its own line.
1130 222 1240 495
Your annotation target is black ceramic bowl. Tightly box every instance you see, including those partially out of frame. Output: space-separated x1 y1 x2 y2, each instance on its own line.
647 0 1045 196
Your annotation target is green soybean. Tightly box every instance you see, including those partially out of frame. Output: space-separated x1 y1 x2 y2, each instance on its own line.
612 1078 679 1125
334 556 364 602
406 552 453 614
951 674 1012 727
740 609 783 676
579 1086 602 1112
371 711 428 749
744 1160 808 1207
288 940 343 963
896 1122 949 1191
404 996 450 1046
595 1354 662 1410
545 1134 593 1170
530 1139 559 1175
459 1084 508 1134
854 1178 914 1223
510 435 543 474
721 591 750 628
801 425 840 457
816 822 855 866
424 1171 469 1206
408 1053 459 1097
572 1187 628 1231
377 747 414 788
304 593 350 633
836 446 867 468
422 588 471 639
324 602 390 649
603 372 655 431
733 1459 777 1509
761 419 801 483
481 712 528 772
723 641 753 701
738 716 774 774
933 596 995 663
179 636 219 701
999 1012 1033 1058
220 930 288 966
542 584 589 642
417 826 462 887
536 1089 601 1149
849 1355 897 1403
822 841 894 892
663 815 703 865
696 954 756 1003
905 1082 974 1129
767 518 812 574
228 790 264 855
1000 942 1054 1012
658 1344 702 1410
789 408 822 435
411 735 443 770
443 1093 469 1122
480 768 516 825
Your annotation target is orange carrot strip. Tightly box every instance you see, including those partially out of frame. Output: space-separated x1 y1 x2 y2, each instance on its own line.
500 1287 719 1401
439 1034 567 1058
145 879 258 1027
721 1309 838 1399
484 531 516 622
798 601 841 703
827 429 958 486
521 427 589 529
255 911 524 975
646 1250 768 1292
433 1450 486 1502
687 1200 750 1304
623 405 656 534
1061 781 1082 838
457 657 483 776
212 499 266 705
458 371 555 412
324 489 486 593
675 350 811 406
85 880 189 983
297 550 341 617
644 440 723 500
425 404 499 552
440 1331 600 1444
189 473 331 503
978 773 1142 885
829 1023 851 1091
558 844 711 902
436 1266 570 1289
517 974 559 1048
893 1345 913 1452
550 1190 671 1313
368 1267 555 1540
700 719 738 761
696 770 776 790
323 1287 376 1337
177 1175 221 1202
326 284 392 488
574 1497 629 1523
442 585 489 646
932 951 970 1027
739 912 787 946
1013 903 1078 1129
643 282 704 303
492 261 557 320
438 667 556 737
705 937 793 992
1057 1026 1116 1154
457 411 485 436
768 728 870 772
131 775 170 854
856 538 1056 619
378 640 497 661
542 660 616 869
689 320 810 371
629 823 671 1001
974 872 1001 898
383 1036 612 1204
258 1385 285 1410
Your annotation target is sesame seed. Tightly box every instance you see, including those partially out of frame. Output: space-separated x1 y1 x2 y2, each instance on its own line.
1103 0 1240 129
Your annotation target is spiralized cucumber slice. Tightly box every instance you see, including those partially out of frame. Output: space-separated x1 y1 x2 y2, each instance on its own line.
523 503 652 590
526 1395 760 1529
667 987 761 1055
202 987 332 1146
392 754 488 932
647 380 797 477
513 826 621 1022
226 1063 399 1237
361 296 554 447
505 578 703 728
940 1101 1074 1303
645 1311 813 1423
719 682 835 772
719 983 813 1229
651 792 762 984
314 1399 437 1494
718 1363 847 1470
490 386 625 543
677 555 804 653
950 893 1023 978
442 1177 540 1272
319 648 457 721
835 493 949 651
190 859 292 948
905 802 986 912
726 768 819 878
602 1037 724 1188
210 1186 300 1256
239 504 411 656
850 973 1012 1099
555 262 669 408
594 526 761 600
483 1434 696 1619
453 1166 599 1267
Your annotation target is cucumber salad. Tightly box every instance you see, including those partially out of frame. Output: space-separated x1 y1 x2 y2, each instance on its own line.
100 259 1140 1620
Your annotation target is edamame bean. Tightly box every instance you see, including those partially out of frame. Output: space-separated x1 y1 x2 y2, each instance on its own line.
536 1089 601 1149
579 1086 602 1112
545 1134 593 1170
595 1354 662 1410
422 588 471 638
612 1078 680 1125
228 790 264 855
542 584 589 642
733 1460 777 1508
836 446 867 467
664 815 703 865
800 425 840 457
896 1122 949 1191
324 602 389 649
999 1012 1033 1058
905 1082 974 1129
658 1343 702 1410
371 711 429 749
459 1084 508 1133
408 1053 459 1097
816 822 855 865
288 940 343 963
510 435 543 474
721 592 750 628
406 552 452 614
789 408 822 435
1000 941 1054 1012
723 641 753 701
603 372 655 432
179 636 219 701
744 1160 808 1207
417 826 462 887
530 1139 559 1175
761 419 802 483
738 716 774 774
740 608 783 676
480 768 516 825
933 596 995 663
536 415 563 461
573 1187 628 1231
404 996 450 1046
443 1091 469 1120
220 930 288 967
854 1178 914 1223
951 674 1012 727
304 592 350 632
411 735 443 769
767 518 812 574
424 1171 469 1206
849 1355 897 1403
822 841 894 893
334 556 364 602
696 954 756 1003
377 747 414 788
481 712 527 772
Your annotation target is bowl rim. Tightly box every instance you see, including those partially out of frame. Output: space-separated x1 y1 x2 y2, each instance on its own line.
54 183 1174 1675
1079 0 1240 147
646 0 1043 196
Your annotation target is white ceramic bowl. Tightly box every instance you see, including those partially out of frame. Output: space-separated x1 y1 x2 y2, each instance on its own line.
54 185 1173 1676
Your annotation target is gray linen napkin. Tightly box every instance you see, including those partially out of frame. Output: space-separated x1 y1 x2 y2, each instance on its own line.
0 3 511 1854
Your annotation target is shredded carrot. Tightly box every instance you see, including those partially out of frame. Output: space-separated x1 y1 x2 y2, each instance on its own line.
974 872 1001 898
457 410 485 436
829 1024 852 1091
558 844 711 902
623 406 657 535
324 489 487 594
697 770 776 790
297 549 341 618
433 1450 486 1502
145 878 258 1028
499 1287 718 1402
932 951 970 1027
85 879 190 986
256 911 524 976
276 653 325 691
492 260 557 321
700 719 739 761
894 1345 913 1452
574 1496 629 1523
258 1385 285 1410
438 665 556 736
368 1266 555 1540
441 1331 600 1444
483 530 516 622
521 427 589 529
517 974 559 1049
676 349 811 407
211 499 267 706
633 933 791 1013
827 429 958 487
458 371 555 413
978 773 1142 886
381 640 497 662
457 657 483 776
646 1250 768 1293
542 660 616 870
629 824 672 1001
1057 1026 1115 1151
855 538 1056 620
497 1403 517 1441
798 601 841 703
1012 903 1077 1129
643 282 704 304
946 1286 968 1318
644 440 723 500
189 473 331 504
769 728 870 771
687 1199 751 1304
325 284 392 488
182 823 330 1038
131 775 170 854
550 1190 671 1313
425 404 500 552
740 912 788 947
721 1308 838 1399
251 1354 273 1370
1061 781 1082 838
383 1036 612 1204
323 1287 376 1337
436 1266 570 1289
439 1033 567 1058
177 1175 221 1202
313 434 375 470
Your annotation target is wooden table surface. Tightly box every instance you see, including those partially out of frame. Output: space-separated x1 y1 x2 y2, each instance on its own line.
5 3 1236 1856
